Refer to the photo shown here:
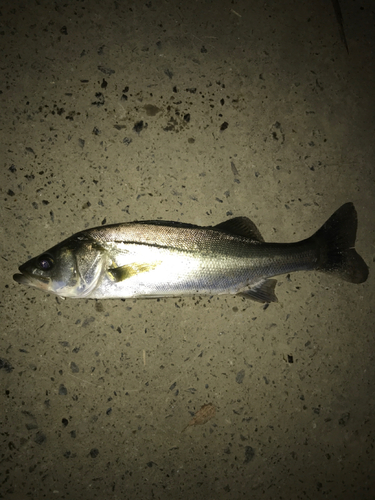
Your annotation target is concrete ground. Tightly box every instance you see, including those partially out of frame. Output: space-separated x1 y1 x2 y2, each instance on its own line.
1 0 374 498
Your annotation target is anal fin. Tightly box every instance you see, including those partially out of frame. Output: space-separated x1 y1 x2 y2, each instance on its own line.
238 279 278 303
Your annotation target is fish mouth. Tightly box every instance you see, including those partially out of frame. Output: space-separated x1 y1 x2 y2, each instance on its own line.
13 273 32 285
13 271 50 288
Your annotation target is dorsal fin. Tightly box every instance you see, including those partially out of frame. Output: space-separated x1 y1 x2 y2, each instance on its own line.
213 217 264 242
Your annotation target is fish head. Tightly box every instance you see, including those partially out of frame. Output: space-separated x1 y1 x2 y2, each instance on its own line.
13 235 106 298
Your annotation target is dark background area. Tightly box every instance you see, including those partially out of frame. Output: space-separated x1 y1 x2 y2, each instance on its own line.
1 0 374 498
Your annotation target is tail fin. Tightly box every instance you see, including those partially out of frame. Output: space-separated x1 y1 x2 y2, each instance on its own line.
313 203 368 283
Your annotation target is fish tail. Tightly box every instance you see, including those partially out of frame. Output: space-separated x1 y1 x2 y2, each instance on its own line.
313 203 368 283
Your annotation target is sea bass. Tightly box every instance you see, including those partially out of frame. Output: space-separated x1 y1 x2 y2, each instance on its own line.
13 203 368 303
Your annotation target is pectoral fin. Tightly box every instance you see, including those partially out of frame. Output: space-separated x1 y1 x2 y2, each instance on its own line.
238 279 278 303
108 261 161 282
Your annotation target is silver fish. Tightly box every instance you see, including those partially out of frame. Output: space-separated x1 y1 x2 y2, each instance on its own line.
13 203 368 303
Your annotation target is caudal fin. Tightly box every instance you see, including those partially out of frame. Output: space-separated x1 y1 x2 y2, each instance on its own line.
313 203 368 283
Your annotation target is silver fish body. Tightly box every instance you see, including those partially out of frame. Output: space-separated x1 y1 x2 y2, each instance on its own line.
13 203 368 303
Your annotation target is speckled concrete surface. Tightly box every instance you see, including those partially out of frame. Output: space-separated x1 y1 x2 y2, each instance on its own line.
1 0 375 499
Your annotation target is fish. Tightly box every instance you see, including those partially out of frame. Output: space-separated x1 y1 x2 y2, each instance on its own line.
13 202 368 303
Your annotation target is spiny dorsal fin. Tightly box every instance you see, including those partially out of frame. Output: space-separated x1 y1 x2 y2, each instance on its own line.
214 217 264 242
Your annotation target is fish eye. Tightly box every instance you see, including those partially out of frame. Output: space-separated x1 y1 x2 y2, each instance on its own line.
37 254 54 271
